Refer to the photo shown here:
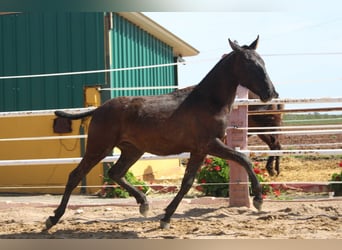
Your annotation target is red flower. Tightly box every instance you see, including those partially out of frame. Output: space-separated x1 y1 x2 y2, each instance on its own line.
253 167 261 175
339 162 342 167
205 158 213 165
214 166 221 171
200 179 207 184
273 190 281 197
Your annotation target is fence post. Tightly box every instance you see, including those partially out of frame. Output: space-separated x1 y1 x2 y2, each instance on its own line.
226 85 250 208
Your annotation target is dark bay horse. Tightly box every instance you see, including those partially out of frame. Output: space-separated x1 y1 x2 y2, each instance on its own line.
248 91 283 176
45 36 278 230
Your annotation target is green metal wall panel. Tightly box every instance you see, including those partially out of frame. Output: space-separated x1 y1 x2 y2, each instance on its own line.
109 14 177 98
0 13 105 111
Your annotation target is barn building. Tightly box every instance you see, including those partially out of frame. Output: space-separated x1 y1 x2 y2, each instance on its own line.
0 12 198 194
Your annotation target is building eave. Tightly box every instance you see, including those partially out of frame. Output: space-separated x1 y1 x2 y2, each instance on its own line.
117 12 199 58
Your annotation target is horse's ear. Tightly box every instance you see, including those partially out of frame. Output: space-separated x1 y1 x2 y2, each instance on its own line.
228 39 242 52
248 35 259 50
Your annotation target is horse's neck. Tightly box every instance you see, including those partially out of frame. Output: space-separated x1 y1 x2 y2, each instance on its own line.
173 85 196 95
194 59 238 111
171 85 196 101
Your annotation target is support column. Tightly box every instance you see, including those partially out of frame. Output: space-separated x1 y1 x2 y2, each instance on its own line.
226 85 250 207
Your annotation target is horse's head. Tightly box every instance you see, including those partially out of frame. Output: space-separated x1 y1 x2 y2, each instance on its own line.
228 36 278 102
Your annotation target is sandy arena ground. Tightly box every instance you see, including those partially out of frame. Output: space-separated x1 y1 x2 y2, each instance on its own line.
0 194 341 239
0 132 341 239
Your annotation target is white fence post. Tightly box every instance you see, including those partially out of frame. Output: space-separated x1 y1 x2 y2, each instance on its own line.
226 86 250 208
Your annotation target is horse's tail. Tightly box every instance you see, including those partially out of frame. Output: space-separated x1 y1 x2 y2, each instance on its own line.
55 110 95 120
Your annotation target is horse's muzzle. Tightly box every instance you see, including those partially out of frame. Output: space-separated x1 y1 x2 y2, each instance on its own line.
260 94 278 102
260 90 278 102
273 91 279 98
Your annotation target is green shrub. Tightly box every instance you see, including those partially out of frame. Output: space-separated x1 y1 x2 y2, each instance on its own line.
196 157 273 198
99 170 149 198
196 157 230 197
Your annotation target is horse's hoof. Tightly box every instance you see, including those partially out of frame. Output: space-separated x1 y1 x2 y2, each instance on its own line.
253 197 263 212
160 220 170 229
139 203 150 217
45 217 54 230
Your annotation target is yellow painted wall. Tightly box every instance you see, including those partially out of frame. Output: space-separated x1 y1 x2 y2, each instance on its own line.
0 115 88 193
0 87 185 195
131 159 184 183
114 147 184 184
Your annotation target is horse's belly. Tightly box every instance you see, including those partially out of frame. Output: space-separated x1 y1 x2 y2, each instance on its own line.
145 141 190 156
122 126 192 155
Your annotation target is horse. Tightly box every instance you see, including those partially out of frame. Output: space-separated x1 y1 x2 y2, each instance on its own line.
248 91 283 176
45 36 278 230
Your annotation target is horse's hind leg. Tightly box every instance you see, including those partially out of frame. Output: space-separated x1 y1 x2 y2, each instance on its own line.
44 112 120 230
264 135 281 176
107 144 149 216
45 150 114 230
161 153 205 229
274 139 281 175
265 156 276 176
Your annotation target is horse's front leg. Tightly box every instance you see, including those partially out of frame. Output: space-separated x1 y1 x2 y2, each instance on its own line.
160 153 205 229
207 138 263 211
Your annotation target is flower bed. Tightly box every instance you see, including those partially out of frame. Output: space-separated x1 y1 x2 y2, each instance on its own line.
195 157 284 198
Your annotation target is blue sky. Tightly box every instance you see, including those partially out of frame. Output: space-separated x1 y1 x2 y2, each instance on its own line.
144 9 342 110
